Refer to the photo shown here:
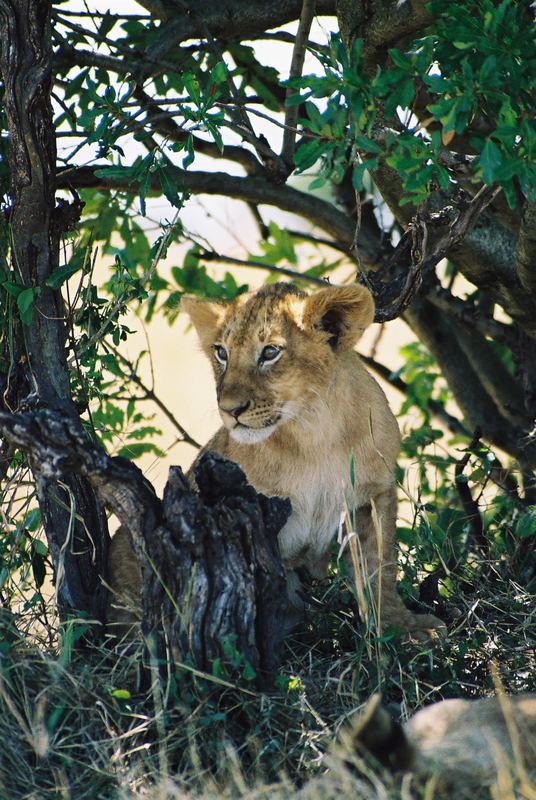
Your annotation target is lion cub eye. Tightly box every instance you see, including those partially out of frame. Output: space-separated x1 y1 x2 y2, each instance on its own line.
259 345 281 365
214 344 228 365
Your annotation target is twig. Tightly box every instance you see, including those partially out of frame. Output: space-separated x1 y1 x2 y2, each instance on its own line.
133 86 263 176
198 249 328 286
454 427 488 554
107 346 201 450
361 354 468 437
368 323 385 361
281 0 316 168
58 165 361 256
167 0 287 178
73 209 182 362
285 228 349 254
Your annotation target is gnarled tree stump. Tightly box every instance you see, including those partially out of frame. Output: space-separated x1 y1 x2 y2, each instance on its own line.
0 409 290 687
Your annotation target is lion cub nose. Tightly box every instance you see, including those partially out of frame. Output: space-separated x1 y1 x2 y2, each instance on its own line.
220 400 250 419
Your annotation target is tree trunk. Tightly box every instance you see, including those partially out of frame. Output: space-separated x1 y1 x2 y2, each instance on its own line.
0 0 110 624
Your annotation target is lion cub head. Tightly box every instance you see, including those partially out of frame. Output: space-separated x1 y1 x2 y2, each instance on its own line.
182 282 374 444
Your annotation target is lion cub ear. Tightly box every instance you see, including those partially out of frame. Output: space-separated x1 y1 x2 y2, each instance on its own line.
344 694 414 771
301 284 374 351
181 295 227 355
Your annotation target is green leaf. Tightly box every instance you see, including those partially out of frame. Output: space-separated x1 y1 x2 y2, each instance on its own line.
31 548 46 589
182 72 201 104
354 135 382 154
514 509 536 539
31 539 47 557
157 164 183 208
110 688 132 700
2 281 23 298
294 138 324 172
99 12 116 38
351 158 378 189
308 176 326 190
182 133 195 168
17 286 40 325
397 78 415 109
211 61 228 85
479 139 502 183
242 662 257 681
388 48 414 72
116 442 164 460
25 509 42 532
46 263 83 290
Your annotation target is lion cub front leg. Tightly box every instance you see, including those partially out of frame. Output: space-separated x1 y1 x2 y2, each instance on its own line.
352 485 445 637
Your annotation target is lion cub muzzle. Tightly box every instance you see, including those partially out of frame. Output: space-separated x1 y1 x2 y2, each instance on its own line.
217 376 285 442
219 394 284 444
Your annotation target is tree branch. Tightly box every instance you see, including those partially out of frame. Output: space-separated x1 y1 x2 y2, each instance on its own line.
281 0 316 168
106 347 201 451
370 184 501 322
132 87 264 176
0 408 290 684
371 159 536 335
199 249 328 286
133 0 334 52
426 286 517 349
361 353 520 499
455 326 528 429
54 42 139 75
454 427 488 555
337 0 432 66
0 0 110 625
57 165 386 264
404 296 536 466
360 354 468 438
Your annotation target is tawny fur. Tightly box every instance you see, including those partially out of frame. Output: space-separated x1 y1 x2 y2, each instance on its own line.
107 282 444 636
348 693 536 790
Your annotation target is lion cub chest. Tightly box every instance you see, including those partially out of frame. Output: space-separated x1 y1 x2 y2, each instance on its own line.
263 452 351 577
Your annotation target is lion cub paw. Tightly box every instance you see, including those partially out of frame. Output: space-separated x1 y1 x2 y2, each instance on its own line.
401 611 447 641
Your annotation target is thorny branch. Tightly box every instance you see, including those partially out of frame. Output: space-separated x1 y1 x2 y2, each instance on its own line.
199 249 328 286
426 287 517 350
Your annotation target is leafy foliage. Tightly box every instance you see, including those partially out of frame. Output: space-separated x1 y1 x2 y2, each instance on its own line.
0 0 536 796
290 1 536 205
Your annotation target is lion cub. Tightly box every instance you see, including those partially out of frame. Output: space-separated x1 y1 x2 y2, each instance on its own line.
347 692 536 790
182 282 443 637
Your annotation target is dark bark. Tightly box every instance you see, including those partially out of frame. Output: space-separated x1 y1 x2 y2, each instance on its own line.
336 0 432 67
135 0 334 55
0 408 290 687
0 0 109 624
155 455 290 686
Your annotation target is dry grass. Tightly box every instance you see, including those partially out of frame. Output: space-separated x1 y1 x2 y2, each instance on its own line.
1 556 535 800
